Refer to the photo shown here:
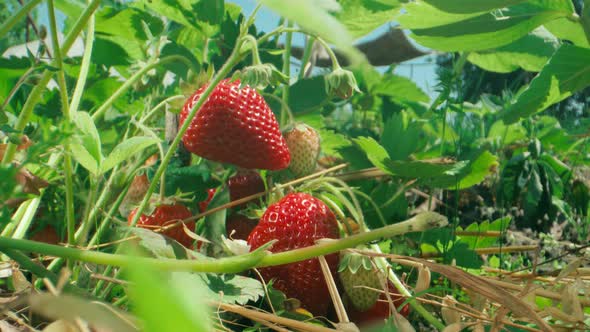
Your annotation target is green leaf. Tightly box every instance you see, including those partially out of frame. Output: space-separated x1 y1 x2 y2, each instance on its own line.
203 187 229 257
195 273 265 305
261 0 364 65
288 76 329 114
95 8 163 41
487 120 527 144
134 0 204 30
405 1 572 52
91 38 132 67
502 44 590 123
126 261 212 332
122 227 191 259
454 151 499 189
380 112 422 160
423 0 526 13
371 73 429 103
467 27 559 73
544 18 590 47
69 143 100 176
336 0 401 38
386 159 467 179
398 1 486 29
73 112 103 165
101 136 159 174
353 137 391 173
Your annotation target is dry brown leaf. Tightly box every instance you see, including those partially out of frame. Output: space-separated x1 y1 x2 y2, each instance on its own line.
442 322 466 332
0 320 22 332
42 320 79 332
415 266 431 293
441 296 461 326
402 257 554 332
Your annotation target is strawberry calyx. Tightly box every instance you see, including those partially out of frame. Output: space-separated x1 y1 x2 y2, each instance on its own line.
233 63 288 90
325 68 361 99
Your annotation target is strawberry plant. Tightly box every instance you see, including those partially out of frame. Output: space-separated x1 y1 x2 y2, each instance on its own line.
0 0 589 331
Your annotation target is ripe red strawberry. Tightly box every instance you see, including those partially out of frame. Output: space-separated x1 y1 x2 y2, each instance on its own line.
247 193 340 316
347 280 410 327
128 204 195 248
228 170 265 208
179 78 290 170
198 188 216 213
284 124 320 177
225 214 258 240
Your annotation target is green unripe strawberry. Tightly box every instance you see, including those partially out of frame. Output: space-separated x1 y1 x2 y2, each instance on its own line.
338 252 383 311
283 123 320 178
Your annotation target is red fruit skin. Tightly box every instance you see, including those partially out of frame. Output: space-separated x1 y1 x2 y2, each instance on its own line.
128 204 195 248
226 214 258 240
228 170 265 207
179 79 290 170
247 193 340 316
347 281 410 327
198 188 217 213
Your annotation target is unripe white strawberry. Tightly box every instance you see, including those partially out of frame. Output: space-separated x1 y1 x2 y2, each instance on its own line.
283 123 320 178
338 252 383 311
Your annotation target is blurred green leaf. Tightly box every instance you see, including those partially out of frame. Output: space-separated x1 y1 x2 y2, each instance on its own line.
126 260 212 332
423 0 526 13
502 44 590 123
336 0 401 38
404 1 572 51
261 0 365 65
353 136 391 173
453 150 499 189
544 18 590 47
70 143 100 175
467 27 559 73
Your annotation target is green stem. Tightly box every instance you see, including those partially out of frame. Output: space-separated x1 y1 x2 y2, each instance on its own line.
242 35 262 65
1 201 30 238
280 20 293 127
1 0 101 165
69 0 95 116
127 42 245 228
0 0 42 39
48 0 76 268
315 37 341 70
91 55 195 121
0 237 272 274
298 36 316 80
258 212 447 267
0 212 447 273
2 248 87 295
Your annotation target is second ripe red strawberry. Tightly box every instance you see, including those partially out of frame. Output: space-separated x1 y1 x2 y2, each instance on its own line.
128 204 195 248
247 192 340 316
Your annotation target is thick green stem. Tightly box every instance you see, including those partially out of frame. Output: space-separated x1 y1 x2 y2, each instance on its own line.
0 237 272 274
242 35 262 65
1 0 101 165
280 20 293 127
1 201 30 237
2 248 87 296
257 212 447 267
0 0 42 39
91 55 195 120
0 212 447 274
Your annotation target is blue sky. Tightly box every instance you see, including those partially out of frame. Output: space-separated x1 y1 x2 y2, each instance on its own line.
36 0 438 97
